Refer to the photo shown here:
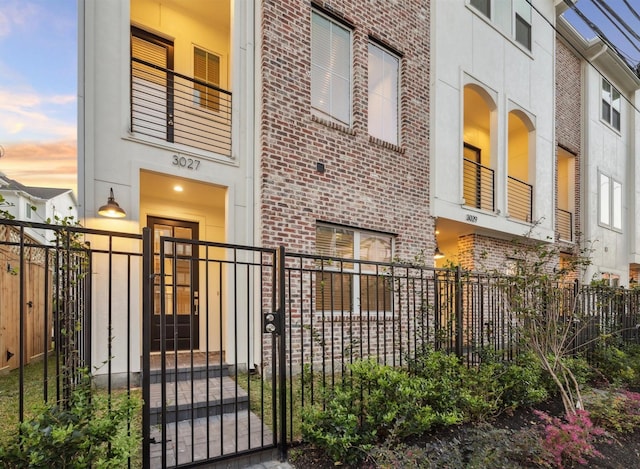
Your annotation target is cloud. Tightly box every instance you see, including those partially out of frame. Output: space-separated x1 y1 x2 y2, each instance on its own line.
0 88 76 141
0 1 40 38
0 140 77 191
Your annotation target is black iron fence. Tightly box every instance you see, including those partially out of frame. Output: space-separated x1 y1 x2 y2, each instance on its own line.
2 219 640 467
557 208 574 242
508 175 533 223
463 158 495 212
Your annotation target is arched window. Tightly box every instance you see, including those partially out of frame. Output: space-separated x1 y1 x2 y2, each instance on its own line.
463 84 495 212
507 110 534 222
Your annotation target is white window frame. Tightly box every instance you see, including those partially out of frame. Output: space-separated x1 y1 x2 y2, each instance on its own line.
598 171 622 232
311 10 352 126
469 0 491 19
601 78 621 131
316 224 394 314
193 45 223 112
368 41 400 145
513 0 532 50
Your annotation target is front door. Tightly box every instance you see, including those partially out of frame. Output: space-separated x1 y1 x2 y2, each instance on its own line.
149 216 199 351
131 26 175 143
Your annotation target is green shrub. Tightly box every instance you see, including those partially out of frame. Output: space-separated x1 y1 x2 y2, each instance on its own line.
0 373 141 469
301 359 462 464
495 353 549 409
407 346 471 412
591 344 640 387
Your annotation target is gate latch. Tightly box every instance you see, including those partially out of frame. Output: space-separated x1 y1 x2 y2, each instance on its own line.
263 311 280 334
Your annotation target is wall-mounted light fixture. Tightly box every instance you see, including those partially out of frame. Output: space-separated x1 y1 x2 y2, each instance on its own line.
434 229 445 260
98 188 126 218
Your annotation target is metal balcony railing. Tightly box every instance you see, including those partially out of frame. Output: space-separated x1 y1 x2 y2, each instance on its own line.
131 57 232 157
557 208 574 242
508 176 533 223
463 158 495 212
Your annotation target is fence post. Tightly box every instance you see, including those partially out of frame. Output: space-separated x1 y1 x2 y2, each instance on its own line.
455 265 463 358
141 227 152 469
278 245 287 461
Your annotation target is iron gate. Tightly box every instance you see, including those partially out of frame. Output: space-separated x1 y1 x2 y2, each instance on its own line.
141 229 287 468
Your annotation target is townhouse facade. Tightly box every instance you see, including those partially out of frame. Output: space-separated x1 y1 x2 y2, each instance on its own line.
77 0 640 375
557 13 640 287
430 0 558 272
78 0 431 375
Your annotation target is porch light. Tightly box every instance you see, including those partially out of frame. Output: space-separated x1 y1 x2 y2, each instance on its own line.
98 188 126 218
434 245 445 260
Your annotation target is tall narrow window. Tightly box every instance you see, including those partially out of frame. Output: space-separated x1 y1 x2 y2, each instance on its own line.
601 78 621 131
599 172 622 231
194 47 221 111
368 42 399 145
311 11 351 125
470 0 490 18
514 0 532 50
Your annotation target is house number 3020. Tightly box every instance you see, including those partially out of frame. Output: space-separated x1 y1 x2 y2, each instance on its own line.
172 155 201 170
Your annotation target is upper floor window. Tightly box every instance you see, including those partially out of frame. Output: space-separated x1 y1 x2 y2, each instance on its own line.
194 47 221 112
311 11 352 125
25 202 32 219
599 172 622 231
470 0 490 18
368 42 400 145
514 0 531 50
601 79 621 131
316 224 393 313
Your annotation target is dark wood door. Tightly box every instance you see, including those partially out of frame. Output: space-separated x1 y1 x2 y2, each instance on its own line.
149 217 199 352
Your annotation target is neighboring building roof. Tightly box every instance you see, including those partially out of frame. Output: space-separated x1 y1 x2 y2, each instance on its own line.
0 172 74 201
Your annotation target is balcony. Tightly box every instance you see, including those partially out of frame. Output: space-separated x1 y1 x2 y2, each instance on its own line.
463 158 495 212
131 57 232 157
508 176 533 223
557 208 573 242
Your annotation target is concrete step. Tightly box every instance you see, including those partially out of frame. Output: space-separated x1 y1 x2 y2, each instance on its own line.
149 375 249 425
149 363 229 384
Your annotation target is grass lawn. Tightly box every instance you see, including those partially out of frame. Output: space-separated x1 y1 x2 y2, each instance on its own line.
0 356 58 442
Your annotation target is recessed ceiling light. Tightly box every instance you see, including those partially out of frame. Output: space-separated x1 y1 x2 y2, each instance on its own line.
174 185 183 192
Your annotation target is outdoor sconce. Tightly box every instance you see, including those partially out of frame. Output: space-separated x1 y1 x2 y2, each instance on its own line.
98 188 126 218
434 245 445 260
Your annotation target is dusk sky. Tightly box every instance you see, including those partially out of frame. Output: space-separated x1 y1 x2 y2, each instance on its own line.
0 0 76 190
0 0 637 195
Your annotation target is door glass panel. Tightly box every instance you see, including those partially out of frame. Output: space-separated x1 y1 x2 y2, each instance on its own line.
154 225 173 254
175 227 192 255
176 259 190 285
154 286 174 315
176 286 191 315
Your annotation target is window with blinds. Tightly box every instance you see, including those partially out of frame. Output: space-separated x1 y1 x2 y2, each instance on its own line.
194 47 221 112
132 35 168 86
316 225 393 313
311 11 351 125
368 42 399 145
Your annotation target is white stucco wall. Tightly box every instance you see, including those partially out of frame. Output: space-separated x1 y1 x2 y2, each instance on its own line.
582 64 638 285
431 0 556 241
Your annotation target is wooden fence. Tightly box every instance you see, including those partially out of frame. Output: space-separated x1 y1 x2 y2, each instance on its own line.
0 224 53 372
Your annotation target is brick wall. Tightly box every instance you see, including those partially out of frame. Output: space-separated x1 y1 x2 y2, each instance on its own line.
555 38 582 252
260 0 432 260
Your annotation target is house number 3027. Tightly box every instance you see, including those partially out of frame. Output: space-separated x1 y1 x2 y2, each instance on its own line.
172 155 201 170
